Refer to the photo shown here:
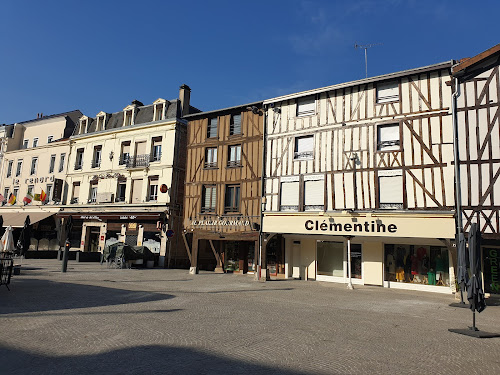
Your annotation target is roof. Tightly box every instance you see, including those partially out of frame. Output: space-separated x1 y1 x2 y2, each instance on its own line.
73 99 199 136
8 110 82 127
452 44 500 81
183 101 263 120
263 61 452 104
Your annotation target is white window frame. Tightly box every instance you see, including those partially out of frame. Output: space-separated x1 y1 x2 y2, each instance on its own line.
89 184 98 203
294 135 314 160
46 184 53 203
205 147 217 168
92 146 102 168
6 160 13 178
230 113 242 135
377 123 400 151
227 144 242 167
47 135 54 143
59 153 66 173
49 154 56 173
207 117 218 138
202 185 216 213
378 169 404 209
16 159 23 177
148 178 159 201
280 176 300 211
22 139 28 149
377 81 399 104
297 96 316 116
30 157 38 175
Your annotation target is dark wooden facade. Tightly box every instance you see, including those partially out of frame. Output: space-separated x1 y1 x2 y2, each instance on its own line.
183 103 263 272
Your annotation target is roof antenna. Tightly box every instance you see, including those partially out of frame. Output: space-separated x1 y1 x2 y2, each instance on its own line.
354 42 382 78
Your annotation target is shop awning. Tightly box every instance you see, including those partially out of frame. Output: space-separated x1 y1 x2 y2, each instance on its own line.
0 211 56 228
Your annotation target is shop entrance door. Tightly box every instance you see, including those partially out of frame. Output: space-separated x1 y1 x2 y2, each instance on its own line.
85 227 100 252
349 244 362 280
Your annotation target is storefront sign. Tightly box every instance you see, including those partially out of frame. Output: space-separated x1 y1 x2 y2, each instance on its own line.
128 222 137 230
192 220 251 226
80 215 103 221
91 173 125 181
13 175 55 185
262 213 455 239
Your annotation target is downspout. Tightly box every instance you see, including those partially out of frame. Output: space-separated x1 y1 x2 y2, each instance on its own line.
258 104 268 280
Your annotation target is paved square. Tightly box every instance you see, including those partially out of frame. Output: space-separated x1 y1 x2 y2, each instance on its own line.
1 259 499 374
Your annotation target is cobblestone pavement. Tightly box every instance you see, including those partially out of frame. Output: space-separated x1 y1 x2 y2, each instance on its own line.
1 259 499 375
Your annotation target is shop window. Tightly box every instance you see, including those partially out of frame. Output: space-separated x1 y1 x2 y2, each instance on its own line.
384 244 449 286
280 179 299 211
378 170 403 209
205 147 217 168
207 117 217 138
151 137 162 162
131 179 143 203
116 180 127 202
230 114 242 135
304 175 324 211
71 182 80 204
59 153 66 172
201 185 216 213
377 123 400 151
227 145 241 167
16 159 23 177
224 184 240 213
148 177 159 201
92 146 102 168
297 96 316 116
119 141 131 165
6 160 13 178
89 183 98 203
317 241 344 277
224 242 239 272
75 149 84 170
294 135 313 160
30 157 38 175
49 155 56 173
377 80 399 103
349 244 362 279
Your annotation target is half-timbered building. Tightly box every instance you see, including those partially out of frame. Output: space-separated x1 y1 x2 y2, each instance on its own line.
261 62 458 293
453 44 500 296
183 103 263 274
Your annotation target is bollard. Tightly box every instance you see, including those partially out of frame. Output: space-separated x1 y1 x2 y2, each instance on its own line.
61 239 70 273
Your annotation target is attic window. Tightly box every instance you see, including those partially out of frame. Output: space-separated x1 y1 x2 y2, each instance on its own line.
79 118 88 134
154 103 165 121
124 110 133 126
97 116 105 131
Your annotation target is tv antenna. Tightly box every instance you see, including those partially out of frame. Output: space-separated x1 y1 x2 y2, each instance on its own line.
354 42 382 78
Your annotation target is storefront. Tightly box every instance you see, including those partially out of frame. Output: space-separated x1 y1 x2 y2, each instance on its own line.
262 211 456 293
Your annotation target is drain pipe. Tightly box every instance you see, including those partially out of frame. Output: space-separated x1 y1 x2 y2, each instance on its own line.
258 104 268 280
451 61 464 302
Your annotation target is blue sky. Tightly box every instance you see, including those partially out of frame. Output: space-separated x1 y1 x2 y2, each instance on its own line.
0 0 498 124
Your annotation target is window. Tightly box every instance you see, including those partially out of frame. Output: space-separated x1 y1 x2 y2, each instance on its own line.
46 184 52 203
6 160 13 178
32 138 39 148
225 185 240 213
30 157 38 175
49 155 56 173
92 146 102 168
377 124 400 151
294 135 314 160
207 117 217 138
79 118 88 134
16 160 23 176
280 178 300 211
120 142 131 165
304 175 325 211
205 147 217 168
378 169 403 209
131 179 143 203
75 149 84 170
230 114 242 135
297 96 316 116
116 180 127 202
227 145 241 167
71 182 80 204
377 81 399 103
13 187 19 201
201 185 216 213
59 153 66 172
47 135 54 143
89 183 98 203
124 110 133 126
151 137 162 162
3 188 9 203
317 241 344 277
148 177 159 201
97 116 105 131
154 103 164 121
27 185 34 203
22 139 28 149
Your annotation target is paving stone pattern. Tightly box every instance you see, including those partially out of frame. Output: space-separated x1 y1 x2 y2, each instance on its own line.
1 259 499 375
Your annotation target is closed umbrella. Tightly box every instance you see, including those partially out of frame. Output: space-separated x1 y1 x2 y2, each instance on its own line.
467 223 486 321
0 215 4 238
61 215 73 273
0 226 16 254
16 215 32 257
456 232 468 304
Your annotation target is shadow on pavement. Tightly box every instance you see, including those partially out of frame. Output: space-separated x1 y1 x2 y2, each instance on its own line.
0 344 313 375
0 279 175 315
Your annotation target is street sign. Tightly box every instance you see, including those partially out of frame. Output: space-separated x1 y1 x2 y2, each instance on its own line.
166 229 174 238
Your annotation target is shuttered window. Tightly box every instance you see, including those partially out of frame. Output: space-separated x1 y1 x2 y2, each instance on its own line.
294 135 314 159
377 81 399 103
280 181 299 211
72 183 80 203
131 179 143 203
297 96 315 116
202 185 216 212
230 114 241 135
377 124 400 151
304 175 325 211
207 118 218 138
379 170 403 209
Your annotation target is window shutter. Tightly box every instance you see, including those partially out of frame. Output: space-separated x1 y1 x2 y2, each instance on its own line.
379 173 403 204
232 114 241 134
297 97 315 115
211 187 216 208
378 125 400 151
304 179 324 207
281 181 299 206
377 81 399 103
297 136 313 153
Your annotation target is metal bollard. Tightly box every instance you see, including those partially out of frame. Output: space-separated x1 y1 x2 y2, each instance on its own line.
61 239 70 273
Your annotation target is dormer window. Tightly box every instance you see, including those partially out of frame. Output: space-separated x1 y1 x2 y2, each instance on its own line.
123 104 137 127
124 111 133 126
153 99 166 121
96 111 107 131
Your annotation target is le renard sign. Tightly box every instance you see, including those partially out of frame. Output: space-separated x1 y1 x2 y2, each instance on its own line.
262 212 456 239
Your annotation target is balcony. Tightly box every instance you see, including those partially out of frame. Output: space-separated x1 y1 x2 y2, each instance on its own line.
121 154 150 169
74 163 83 170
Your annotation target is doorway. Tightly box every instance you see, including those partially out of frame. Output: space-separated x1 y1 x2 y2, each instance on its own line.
84 226 101 252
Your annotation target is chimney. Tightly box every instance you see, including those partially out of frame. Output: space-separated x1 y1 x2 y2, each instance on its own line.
179 84 191 117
